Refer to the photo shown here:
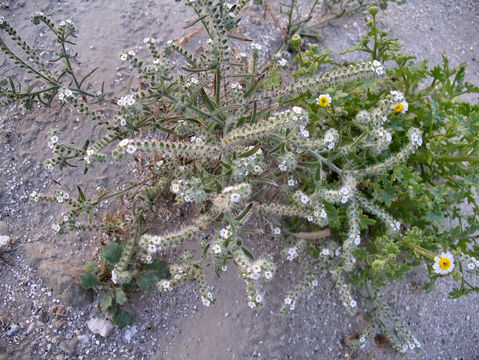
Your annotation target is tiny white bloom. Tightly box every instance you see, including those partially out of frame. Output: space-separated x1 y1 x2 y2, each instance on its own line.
273 227 281 235
230 193 241 203
292 106 302 114
300 194 309 204
212 244 222 254
321 249 330 257
120 53 128 61
288 178 296 187
56 196 64 203
264 271 273 280
219 228 230 239
50 135 58 144
320 209 327 218
64 89 73 97
249 272 261 280
86 148 95 156
228 12 235 18
119 139 129 147
171 183 180 194
255 294 263 303
350 299 357 308
128 50 136 56
278 58 288 67
359 336 366 343
278 164 287 172
311 279 318 287
247 301 256 309
252 264 262 274
62 192 70 200
52 224 60 232
126 144 137 154
354 235 361 246
222 265 228 272
284 297 292 305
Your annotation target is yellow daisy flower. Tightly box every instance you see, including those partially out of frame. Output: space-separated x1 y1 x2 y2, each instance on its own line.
317 94 331 107
393 100 408 114
433 252 454 275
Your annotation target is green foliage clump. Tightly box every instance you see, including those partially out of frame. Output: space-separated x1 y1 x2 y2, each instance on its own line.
1 0 478 352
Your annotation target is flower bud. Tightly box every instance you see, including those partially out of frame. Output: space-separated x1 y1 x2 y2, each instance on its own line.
290 34 301 47
368 6 379 16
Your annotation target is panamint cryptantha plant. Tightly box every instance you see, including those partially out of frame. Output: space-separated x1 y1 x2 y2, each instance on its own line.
0 0 437 353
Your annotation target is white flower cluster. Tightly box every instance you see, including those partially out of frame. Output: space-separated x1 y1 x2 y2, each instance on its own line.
201 292 214 307
460 254 479 270
47 131 59 151
159 279 172 291
229 82 243 92
407 128 423 149
287 178 297 187
120 50 136 61
84 147 95 164
232 146 264 180
55 191 70 203
283 296 296 311
375 127 392 143
298 125 309 138
29 191 40 203
117 94 136 107
139 234 163 254
185 77 199 88
247 293 264 309
323 129 338 150
248 260 272 280
58 19 73 27
213 183 251 211
143 37 156 45
372 60 385 76
278 58 288 67
277 152 297 172
117 138 137 154
57 88 73 102
170 178 207 204
286 246 298 261
251 43 262 51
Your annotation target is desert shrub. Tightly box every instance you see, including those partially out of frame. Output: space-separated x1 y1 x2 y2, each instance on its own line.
1 0 478 354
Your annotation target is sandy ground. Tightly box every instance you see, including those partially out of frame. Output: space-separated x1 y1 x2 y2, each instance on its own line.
0 0 478 359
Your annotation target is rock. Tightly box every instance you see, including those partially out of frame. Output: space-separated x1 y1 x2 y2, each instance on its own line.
39 308 49 323
37 261 93 307
5 323 20 336
23 243 93 307
124 325 137 343
77 334 89 345
59 338 78 355
0 236 11 254
0 221 8 236
50 305 69 318
52 319 66 330
23 242 58 269
87 318 115 337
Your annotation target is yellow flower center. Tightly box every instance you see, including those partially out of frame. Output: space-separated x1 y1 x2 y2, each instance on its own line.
439 257 451 270
393 103 404 113
318 96 329 107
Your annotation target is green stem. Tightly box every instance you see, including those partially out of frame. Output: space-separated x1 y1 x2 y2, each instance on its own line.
402 241 436 260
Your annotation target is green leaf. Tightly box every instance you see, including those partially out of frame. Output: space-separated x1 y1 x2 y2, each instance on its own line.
80 272 100 289
115 288 128 305
113 310 132 327
101 243 123 266
83 260 98 273
99 294 113 311
241 246 254 260
136 273 158 292
143 261 169 279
